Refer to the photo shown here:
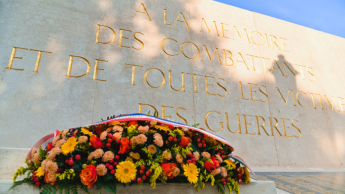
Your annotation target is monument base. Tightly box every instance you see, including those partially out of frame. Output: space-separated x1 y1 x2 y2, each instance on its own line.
0 148 277 194
0 181 276 194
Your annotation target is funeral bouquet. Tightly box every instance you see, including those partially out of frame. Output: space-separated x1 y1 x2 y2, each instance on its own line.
12 114 251 194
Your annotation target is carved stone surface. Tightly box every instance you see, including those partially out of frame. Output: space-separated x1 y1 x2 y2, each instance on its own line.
0 0 345 179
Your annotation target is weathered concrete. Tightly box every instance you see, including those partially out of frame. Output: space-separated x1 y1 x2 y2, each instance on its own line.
0 181 277 194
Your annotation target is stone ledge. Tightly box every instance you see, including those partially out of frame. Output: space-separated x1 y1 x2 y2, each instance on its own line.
0 181 276 194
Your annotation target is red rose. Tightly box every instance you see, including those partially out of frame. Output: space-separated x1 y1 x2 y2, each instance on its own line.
80 165 97 188
128 121 138 127
178 136 190 148
204 158 219 172
161 163 177 179
118 137 131 154
90 136 103 149
46 142 53 152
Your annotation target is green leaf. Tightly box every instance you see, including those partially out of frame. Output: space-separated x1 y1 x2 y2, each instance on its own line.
9 178 31 190
103 173 113 182
70 185 78 194
103 183 117 194
40 184 57 194
79 185 90 194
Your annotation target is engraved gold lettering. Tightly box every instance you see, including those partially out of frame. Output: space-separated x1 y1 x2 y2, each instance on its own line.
93 59 108 82
246 54 260 71
243 114 255 135
217 78 227 97
162 106 174 119
205 76 216 96
233 26 251 43
181 42 199 59
133 32 144 50
176 107 188 124
256 116 269 136
144 68 166 88
164 9 172 26
250 31 265 45
226 112 241 134
201 45 221 65
239 81 249 100
125 64 143 85
271 60 285 76
138 103 157 113
200 18 219 36
223 49 234 66
270 35 281 50
161 38 179 56
234 52 249 70
281 118 293 137
66 55 91 78
186 73 203 93
338 97 345 112
119 29 132 48
205 111 223 132
276 87 296 106
95 24 116 44
269 117 283 136
280 37 290 52
324 95 342 112
221 23 231 39
168 70 185 92
28 49 52 73
6 47 28 71
291 119 302 138
296 91 309 108
283 62 296 77
173 12 190 30
248 83 260 102
308 92 318 109
259 85 269 103
307 67 316 82
132 3 151 21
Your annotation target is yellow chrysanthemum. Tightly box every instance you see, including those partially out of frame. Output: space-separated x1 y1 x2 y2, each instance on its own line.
225 159 236 169
154 125 170 132
115 161 137 183
183 163 199 184
35 167 45 177
61 137 77 155
81 128 95 137
108 121 126 126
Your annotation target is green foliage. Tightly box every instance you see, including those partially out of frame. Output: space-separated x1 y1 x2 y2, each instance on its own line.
13 166 29 182
9 178 31 191
40 184 57 194
70 185 78 194
38 146 47 160
79 185 90 194
192 123 200 127
216 183 225 194
103 184 117 194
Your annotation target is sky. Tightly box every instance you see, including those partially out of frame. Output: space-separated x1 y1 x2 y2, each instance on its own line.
215 0 345 38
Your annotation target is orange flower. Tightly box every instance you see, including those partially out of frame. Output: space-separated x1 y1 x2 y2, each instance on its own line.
128 121 138 127
161 163 177 179
80 164 98 188
178 136 190 148
90 136 103 149
118 137 131 154
44 171 55 185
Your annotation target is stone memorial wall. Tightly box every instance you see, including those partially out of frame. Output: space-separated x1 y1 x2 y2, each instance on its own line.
1 0 345 172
